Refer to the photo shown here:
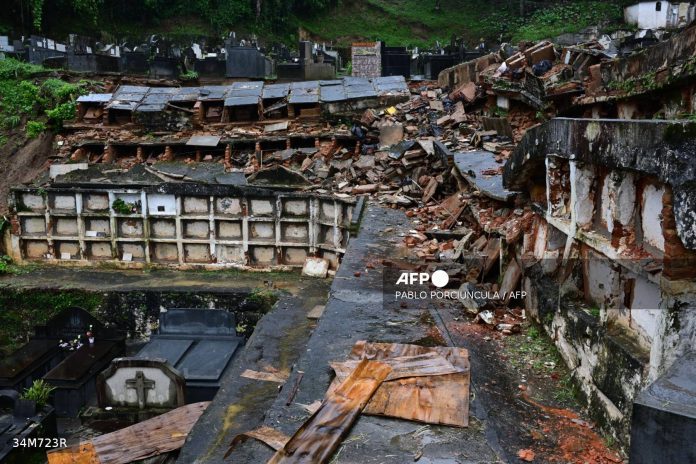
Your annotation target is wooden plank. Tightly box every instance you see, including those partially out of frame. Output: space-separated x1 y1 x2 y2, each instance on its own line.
330 352 463 383
91 401 209 464
329 342 471 427
225 426 290 458
48 402 209 464
366 372 469 426
241 369 289 383
268 359 391 464
47 442 100 464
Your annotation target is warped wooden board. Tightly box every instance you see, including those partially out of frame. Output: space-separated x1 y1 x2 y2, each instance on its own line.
365 372 469 426
46 443 99 464
241 368 289 383
330 342 470 427
268 359 391 464
330 352 463 382
47 402 209 464
225 425 291 458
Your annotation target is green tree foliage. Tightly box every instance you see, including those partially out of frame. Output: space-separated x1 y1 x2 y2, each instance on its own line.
0 60 87 138
3 0 337 36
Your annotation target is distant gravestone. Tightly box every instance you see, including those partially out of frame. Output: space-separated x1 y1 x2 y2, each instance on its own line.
97 358 186 409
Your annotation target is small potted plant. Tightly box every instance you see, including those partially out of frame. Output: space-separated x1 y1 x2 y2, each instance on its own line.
16 379 56 417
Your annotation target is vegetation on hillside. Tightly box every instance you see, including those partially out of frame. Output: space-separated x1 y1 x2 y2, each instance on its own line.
0 59 88 146
0 1 633 48
300 0 629 47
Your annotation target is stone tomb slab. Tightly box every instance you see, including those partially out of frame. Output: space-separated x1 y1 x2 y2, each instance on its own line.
0 339 60 390
97 358 186 409
134 309 242 402
136 339 193 366
176 339 238 382
43 339 125 417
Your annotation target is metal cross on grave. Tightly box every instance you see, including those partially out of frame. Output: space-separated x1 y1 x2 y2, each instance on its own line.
125 370 156 409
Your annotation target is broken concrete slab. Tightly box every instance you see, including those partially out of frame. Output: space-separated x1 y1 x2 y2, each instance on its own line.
378 123 404 147
453 150 518 202
306 305 325 320
302 257 330 278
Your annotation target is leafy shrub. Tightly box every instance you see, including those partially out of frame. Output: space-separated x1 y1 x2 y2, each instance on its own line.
0 58 43 80
26 121 46 139
46 102 77 128
4 115 21 129
112 198 137 214
180 70 199 81
511 2 624 42
246 288 279 313
21 379 56 408
41 78 84 103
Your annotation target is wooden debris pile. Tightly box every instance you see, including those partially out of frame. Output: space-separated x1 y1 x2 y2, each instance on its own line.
47 401 209 464
225 342 470 464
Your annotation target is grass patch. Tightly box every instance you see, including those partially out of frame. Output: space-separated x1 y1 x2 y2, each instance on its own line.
26 121 47 139
0 60 88 141
245 287 280 313
503 322 581 407
298 0 627 48
511 1 625 43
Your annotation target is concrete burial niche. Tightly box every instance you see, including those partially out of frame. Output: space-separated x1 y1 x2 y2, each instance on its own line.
132 309 242 402
629 351 696 463
96 358 186 410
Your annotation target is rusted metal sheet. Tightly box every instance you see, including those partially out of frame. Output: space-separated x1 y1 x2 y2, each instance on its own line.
47 402 209 464
268 359 391 464
330 342 470 427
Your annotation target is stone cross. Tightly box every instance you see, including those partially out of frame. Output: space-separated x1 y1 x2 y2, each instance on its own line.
125 370 155 409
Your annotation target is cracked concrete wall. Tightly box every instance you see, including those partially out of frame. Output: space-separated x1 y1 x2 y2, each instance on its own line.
641 184 665 252
507 118 696 447
21 217 46 236
84 193 109 211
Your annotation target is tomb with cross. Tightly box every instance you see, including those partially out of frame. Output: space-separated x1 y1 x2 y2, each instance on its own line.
125 370 155 409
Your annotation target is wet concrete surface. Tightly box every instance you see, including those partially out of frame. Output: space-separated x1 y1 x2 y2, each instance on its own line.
0 266 297 293
178 276 330 463
215 203 502 464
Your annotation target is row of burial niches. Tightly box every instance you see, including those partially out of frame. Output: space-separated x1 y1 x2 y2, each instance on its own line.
0 298 257 461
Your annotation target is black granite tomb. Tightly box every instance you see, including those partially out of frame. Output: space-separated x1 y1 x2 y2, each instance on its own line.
225 46 267 79
39 308 125 417
629 351 696 464
135 309 241 402
0 389 56 462
0 307 111 391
